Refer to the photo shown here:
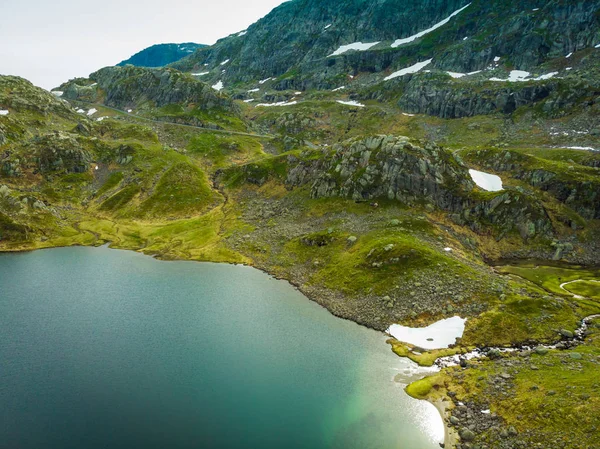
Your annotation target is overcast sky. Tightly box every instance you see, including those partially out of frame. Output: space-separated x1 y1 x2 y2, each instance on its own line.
0 0 287 90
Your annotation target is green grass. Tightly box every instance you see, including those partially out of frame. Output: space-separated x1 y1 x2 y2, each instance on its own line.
96 172 124 197
563 280 600 300
497 264 600 298
187 133 264 167
99 185 141 211
137 162 218 219
405 374 445 399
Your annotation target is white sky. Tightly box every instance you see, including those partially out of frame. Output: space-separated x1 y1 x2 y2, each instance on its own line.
0 0 287 90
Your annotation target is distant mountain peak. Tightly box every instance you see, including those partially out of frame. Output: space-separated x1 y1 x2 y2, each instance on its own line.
117 43 206 68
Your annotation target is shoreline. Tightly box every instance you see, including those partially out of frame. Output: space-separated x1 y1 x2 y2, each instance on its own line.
430 397 455 448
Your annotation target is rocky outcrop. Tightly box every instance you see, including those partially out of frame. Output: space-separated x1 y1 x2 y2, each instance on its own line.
263 136 553 240
34 132 92 174
289 136 473 212
59 66 237 113
397 75 554 118
467 149 600 220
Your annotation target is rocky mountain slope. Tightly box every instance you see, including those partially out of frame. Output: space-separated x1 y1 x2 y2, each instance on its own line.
117 43 205 68
169 0 600 119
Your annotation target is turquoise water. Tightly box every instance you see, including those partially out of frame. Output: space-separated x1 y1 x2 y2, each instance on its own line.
0 246 443 449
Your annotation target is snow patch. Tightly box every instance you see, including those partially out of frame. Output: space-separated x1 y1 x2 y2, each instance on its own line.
562 146 597 151
469 169 503 192
238 31 247 37
87 108 97 116
127 109 132 113
259 78 273 84
447 71 466 78
566 52 573 58
247 88 260 93
255 101 298 107
324 24 332 30
386 316 467 350
332 86 346 92
402 112 415 117
391 3 471 48
212 81 224 91
329 41 380 57
384 59 433 81
243 99 254 103
220 59 230 66
489 70 558 82
295 91 302 95
96 117 106 122
192 72 209 76
51 91 63 97
336 100 365 108
533 72 558 80
0 110 9 116
76 109 85 114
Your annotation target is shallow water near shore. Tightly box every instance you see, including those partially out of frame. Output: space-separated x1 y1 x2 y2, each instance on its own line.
0 246 443 449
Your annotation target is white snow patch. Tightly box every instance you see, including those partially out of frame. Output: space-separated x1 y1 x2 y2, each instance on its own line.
532 8 539 11
402 112 415 117
566 52 573 58
384 59 433 81
332 86 346 92
95 166 99 170
87 108 97 116
294 91 302 95
220 59 230 66
212 81 224 91
0 110 9 116
562 146 597 151
192 72 210 76
76 109 85 114
51 91 63 97
238 31 247 36
447 71 466 78
90 83 97 87
463 36 468 41
329 41 380 57
489 70 530 82
243 99 254 103
596 44 600 49
127 109 133 113
247 88 260 93
255 101 298 107
444 247 453 252
490 70 558 82
324 24 332 30
336 100 365 108
391 3 471 48
259 78 273 84
481 410 491 415
386 316 467 350
533 72 558 80
469 169 503 192
96 117 106 122
494 56 501 63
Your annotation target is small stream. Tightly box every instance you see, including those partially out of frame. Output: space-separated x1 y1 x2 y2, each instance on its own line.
433 314 600 368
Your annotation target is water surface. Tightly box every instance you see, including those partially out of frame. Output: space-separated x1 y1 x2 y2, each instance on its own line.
0 246 443 449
